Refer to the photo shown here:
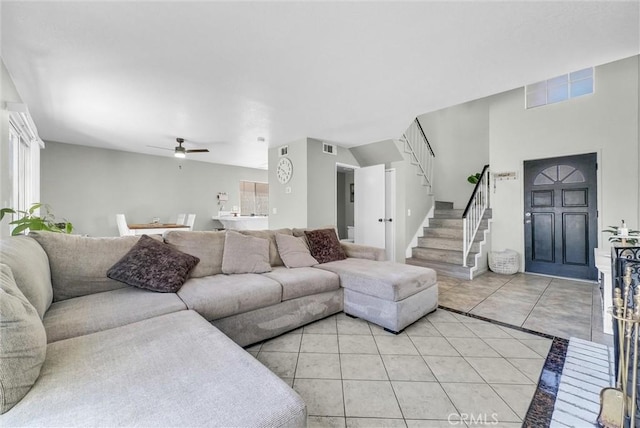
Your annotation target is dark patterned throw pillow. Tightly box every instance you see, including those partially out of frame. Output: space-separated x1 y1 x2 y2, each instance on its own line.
107 235 200 293
304 228 346 264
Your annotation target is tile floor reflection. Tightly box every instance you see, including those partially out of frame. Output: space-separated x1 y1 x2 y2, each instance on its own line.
438 272 612 346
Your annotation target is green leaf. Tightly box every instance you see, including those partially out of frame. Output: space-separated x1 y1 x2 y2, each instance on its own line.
11 223 30 235
0 208 16 220
9 217 31 225
65 223 73 234
28 203 43 214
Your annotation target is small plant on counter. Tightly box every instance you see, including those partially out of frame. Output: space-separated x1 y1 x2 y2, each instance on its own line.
0 203 73 236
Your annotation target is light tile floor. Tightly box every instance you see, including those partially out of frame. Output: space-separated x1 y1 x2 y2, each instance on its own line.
244 272 612 427
246 310 551 427
438 271 613 346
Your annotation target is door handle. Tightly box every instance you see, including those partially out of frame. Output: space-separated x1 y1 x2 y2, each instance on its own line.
525 212 531 217
378 218 393 222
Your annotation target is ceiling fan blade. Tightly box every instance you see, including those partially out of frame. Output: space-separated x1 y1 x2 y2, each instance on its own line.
147 145 173 151
186 149 210 153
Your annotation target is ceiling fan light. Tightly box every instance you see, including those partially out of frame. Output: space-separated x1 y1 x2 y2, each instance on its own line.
174 145 186 158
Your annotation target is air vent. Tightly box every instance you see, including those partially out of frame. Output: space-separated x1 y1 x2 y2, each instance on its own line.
279 145 288 157
322 142 336 155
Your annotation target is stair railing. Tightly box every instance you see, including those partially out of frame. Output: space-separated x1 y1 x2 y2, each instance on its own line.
402 118 436 188
462 164 490 267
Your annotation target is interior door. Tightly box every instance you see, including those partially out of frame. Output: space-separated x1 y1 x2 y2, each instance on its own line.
524 153 598 280
354 164 385 248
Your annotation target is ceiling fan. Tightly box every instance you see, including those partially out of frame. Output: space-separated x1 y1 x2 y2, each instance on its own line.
148 138 210 158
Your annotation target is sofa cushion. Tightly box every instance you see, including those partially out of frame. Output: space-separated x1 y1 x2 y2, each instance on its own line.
44 287 187 343
163 230 226 277
29 232 159 301
0 311 307 427
305 228 347 264
222 231 271 274
315 258 437 302
107 235 199 293
0 236 52 318
264 266 340 301
239 228 293 267
0 263 47 414
275 233 318 268
177 274 282 321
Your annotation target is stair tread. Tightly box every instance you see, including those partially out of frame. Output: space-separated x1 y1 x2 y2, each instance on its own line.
405 258 473 280
413 247 478 255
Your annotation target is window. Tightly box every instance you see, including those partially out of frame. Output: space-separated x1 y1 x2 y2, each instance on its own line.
240 181 269 216
7 104 42 218
526 67 594 109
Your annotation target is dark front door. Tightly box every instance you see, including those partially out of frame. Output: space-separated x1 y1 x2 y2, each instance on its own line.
524 153 598 280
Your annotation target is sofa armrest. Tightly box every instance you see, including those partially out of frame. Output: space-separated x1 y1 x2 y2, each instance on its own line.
340 242 386 261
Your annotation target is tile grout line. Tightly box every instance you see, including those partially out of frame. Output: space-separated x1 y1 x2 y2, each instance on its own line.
336 316 348 422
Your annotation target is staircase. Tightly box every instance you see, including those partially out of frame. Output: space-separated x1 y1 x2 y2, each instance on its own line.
400 118 435 190
406 201 492 279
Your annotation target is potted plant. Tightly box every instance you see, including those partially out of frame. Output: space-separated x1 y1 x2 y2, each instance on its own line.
467 172 482 184
0 203 73 236
604 221 640 245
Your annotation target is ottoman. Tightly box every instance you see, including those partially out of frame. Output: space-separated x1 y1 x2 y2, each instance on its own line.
315 258 438 333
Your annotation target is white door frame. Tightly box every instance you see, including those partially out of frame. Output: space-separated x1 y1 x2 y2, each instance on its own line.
385 168 396 262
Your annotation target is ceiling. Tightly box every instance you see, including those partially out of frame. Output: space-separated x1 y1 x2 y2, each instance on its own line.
2 1 639 169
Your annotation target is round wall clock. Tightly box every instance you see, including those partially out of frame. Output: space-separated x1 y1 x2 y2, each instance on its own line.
277 157 293 184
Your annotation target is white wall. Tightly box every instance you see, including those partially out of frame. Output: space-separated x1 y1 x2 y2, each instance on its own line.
418 98 491 208
489 55 639 264
0 60 24 237
268 138 308 229
307 138 359 229
390 139 435 262
41 141 267 236
268 137 359 229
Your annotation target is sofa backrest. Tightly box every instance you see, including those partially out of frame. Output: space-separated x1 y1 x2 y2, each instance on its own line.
164 229 294 276
238 229 292 267
29 232 147 301
0 236 53 319
164 230 226 278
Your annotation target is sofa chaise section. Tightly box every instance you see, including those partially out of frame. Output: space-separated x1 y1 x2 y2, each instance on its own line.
316 258 438 333
2 310 306 427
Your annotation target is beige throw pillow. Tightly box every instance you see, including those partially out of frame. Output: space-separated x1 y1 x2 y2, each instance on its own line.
221 231 271 274
0 263 47 414
275 233 318 268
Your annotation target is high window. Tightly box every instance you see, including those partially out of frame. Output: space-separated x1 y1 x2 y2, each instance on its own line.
526 67 594 109
7 104 42 216
240 181 269 216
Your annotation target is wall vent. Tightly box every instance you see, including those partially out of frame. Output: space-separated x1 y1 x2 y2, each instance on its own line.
322 142 336 155
279 145 288 157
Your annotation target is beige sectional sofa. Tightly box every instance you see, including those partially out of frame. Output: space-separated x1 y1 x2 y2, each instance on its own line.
0 228 437 427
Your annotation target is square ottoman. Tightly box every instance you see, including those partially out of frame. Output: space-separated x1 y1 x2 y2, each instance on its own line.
315 258 438 333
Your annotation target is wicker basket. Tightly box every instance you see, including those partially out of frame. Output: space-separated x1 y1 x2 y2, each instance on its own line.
488 249 519 275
